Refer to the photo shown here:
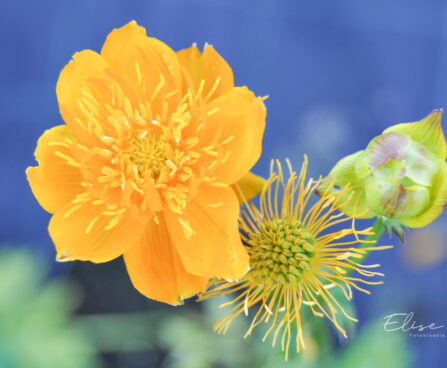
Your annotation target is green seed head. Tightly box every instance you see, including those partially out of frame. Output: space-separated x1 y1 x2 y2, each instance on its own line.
248 219 315 285
317 110 447 229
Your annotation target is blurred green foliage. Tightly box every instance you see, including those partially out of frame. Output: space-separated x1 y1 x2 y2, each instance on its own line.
78 294 413 367
159 297 412 368
0 248 99 368
159 296 413 368
0 247 413 367
323 320 413 368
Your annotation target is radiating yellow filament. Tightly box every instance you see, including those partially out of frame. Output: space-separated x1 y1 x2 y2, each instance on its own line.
199 157 392 360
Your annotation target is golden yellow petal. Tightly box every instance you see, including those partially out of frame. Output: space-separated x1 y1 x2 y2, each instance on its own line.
49 202 145 263
26 125 83 214
56 49 121 144
124 216 209 305
231 171 266 203
165 185 249 280
177 43 234 100
200 86 266 185
101 21 181 107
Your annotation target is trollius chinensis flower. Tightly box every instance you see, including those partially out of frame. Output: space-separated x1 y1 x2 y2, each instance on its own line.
199 157 392 360
26 21 266 305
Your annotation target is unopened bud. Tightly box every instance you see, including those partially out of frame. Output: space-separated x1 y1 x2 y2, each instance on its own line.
318 110 447 228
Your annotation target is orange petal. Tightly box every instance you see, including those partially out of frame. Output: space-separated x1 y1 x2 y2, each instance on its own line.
177 43 234 101
26 125 83 214
165 185 249 280
56 49 122 144
231 171 266 203
124 216 209 305
201 87 266 184
101 21 181 107
49 203 145 263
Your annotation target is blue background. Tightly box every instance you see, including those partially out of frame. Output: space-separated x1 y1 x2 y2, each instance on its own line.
1 1 447 366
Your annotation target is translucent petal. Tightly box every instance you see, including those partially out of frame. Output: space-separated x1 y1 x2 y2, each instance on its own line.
383 110 446 161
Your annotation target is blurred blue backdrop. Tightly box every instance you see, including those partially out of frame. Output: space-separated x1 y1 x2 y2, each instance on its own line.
1 1 447 367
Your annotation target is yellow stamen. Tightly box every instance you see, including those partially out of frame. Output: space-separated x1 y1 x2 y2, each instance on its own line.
198 157 391 361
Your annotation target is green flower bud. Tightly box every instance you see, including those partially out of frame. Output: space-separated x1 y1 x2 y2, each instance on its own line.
318 110 447 229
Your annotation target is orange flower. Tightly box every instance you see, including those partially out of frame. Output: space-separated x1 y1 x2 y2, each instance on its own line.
26 21 266 305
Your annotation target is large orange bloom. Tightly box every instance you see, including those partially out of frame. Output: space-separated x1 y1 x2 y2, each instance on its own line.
27 21 266 305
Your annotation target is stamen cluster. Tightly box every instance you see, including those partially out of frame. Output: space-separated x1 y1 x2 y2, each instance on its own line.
125 135 172 180
199 158 392 360
248 219 315 285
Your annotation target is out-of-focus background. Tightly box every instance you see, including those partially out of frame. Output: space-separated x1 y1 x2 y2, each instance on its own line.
1 0 447 367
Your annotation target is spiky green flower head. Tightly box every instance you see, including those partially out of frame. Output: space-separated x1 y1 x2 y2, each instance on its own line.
198 157 391 361
318 110 447 235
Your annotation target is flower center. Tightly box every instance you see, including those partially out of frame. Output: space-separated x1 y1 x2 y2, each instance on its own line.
126 134 172 180
248 219 316 285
